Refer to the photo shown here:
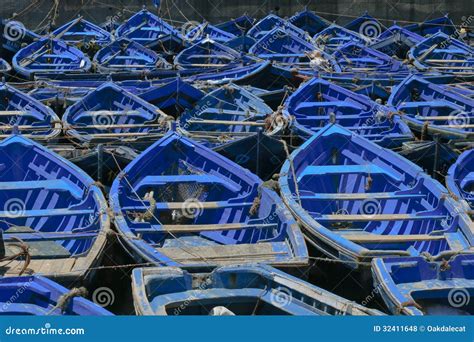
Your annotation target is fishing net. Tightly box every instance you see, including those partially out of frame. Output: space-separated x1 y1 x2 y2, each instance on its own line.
155 159 209 204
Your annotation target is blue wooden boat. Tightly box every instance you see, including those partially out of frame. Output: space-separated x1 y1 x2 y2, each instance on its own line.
288 9 330 36
388 75 474 139
31 61 272 92
175 37 242 69
63 82 170 146
285 78 413 148
370 25 423 59
0 135 109 284
132 264 382 315
446 83 474 98
178 83 277 147
279 124 474 269
405 15 457 36
110 132 308 268
139 77 205 117
345 12 385 39
0 275 112 315
115 9 184 52
248 28 335 72
408 32 474 75
186 22 236 43
187 61 298 89
0 82 60 141
314 24 370 52
372 254 474 315
447 149 474 209
93 38 171 73
223 36 256 53
52 16 112 48
13 38 92 79
332 42 409 73
1 19 40 58
247 14 307 41
216 15 255 36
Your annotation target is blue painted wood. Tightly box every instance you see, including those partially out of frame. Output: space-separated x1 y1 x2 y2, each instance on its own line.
0 59 11 74
333 42 409 73
175 37 242 69
408 32 474 74
13 38 92 79
110 132 308 268
62 82 169 146
132 264 383 315
52 17 113 47
285 78 413 148
0 135 109 283
279 124 473 271
248 14 307 41
223 35 256 53
447 148 474 209
178 83 275 148
216 15 255 36
372 254 474 315
0 82 60 141
1 19 40 58
185 22 236 43
388 75 474 139
0 275 112 315
288 9 330 36
139 77 205 117
248 27 337 72
115 9 184 51
370 25 423 59
314 24 370 52
405 15 457 37
345 12 385 39
94 37 171 73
